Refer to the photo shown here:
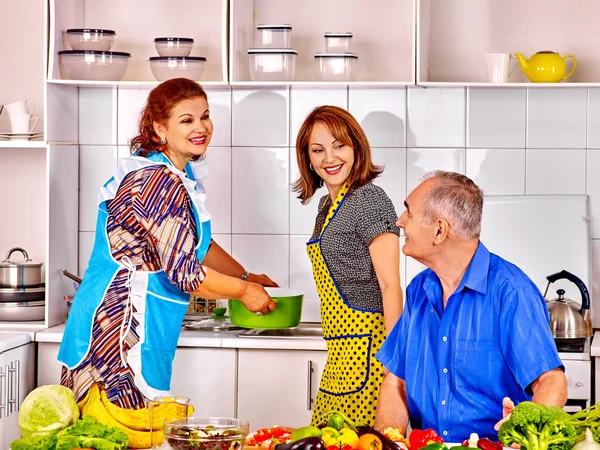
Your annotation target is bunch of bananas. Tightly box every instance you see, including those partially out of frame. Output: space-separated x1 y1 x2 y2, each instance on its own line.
77 383 193 448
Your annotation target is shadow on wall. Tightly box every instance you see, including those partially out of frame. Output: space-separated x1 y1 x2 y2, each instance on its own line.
234 91 288 146
360 110 408 149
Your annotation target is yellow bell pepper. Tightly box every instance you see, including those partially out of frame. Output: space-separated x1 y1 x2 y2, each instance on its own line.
338 428 359 448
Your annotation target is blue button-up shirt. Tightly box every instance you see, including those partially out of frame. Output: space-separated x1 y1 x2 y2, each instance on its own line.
376 242 563 442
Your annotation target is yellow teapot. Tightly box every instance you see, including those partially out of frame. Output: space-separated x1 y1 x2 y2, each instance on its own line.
514 51 576 83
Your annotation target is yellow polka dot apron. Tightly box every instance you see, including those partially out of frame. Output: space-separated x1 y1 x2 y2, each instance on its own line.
307 183 386 426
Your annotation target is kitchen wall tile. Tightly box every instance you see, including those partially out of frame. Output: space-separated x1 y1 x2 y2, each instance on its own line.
79 146 119 232
527 88 587 149
205 87 232 147
117 145 131 160
406 148 466 194
349 87 406 147
407 87 465 148
78 232 95 276
371 147 407 214
405 254 427 289
204 147 232 234
232 87 289 147
117 87 151 146
466 148 526 195
289 235 320 322
212 234 232 254
232 234 289 288
526 149 586 194
232 147 289 234
80 88 117 145
588 89 600 149
289 148 326 236
591 240 600 320
586 150 600 239
290 87 347 146
467 88 526 148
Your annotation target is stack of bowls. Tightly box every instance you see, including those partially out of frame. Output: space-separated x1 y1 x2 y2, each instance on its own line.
315 32 358 82
59 29 131 81
247 25 297 81
149 38 207 81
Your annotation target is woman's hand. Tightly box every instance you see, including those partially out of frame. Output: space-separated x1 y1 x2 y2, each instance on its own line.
240 282 278 314
247 273 279 287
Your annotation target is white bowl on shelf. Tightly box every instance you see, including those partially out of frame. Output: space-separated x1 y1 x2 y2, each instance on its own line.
58 50 130 81
154 37 194 57
65 28 115 51
314 53 358 82
248 48 297 81
256 25 292 48
324 32 353 53
149 56 206 81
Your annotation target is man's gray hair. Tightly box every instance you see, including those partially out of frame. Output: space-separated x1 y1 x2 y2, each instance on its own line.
421 171 484 240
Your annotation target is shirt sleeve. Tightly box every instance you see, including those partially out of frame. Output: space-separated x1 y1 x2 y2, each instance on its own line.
133 168 206 292
355 186 401 247
499 284 564 395
376 282 412 379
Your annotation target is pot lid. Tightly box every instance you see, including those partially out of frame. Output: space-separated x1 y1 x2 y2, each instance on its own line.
0 285 45 294
247 48 298 55
148 56 206 61
0 248 43 268
314 53 358 59
256 25 292 30
324 32 353 38
154 37 194 43
66 28 116 35
58 50 131 57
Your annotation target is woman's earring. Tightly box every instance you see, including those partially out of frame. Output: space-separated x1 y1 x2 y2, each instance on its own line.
160 138 167 145
309 162 314 171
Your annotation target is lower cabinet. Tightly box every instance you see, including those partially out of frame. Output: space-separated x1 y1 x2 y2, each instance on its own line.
237 349 328 430
170 347 236 417
2 342 35 448
37 342 62 386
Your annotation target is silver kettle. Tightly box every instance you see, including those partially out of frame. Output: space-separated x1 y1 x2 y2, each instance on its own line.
543 270 592 339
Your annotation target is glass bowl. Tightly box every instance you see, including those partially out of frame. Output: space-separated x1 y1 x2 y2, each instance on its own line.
163 417 249 450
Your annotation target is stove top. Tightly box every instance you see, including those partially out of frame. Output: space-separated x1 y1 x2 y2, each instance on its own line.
556 337 591 361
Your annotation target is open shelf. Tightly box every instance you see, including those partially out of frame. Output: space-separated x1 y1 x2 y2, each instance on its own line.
230 0 415 84
48 0 228 83
46 79 229 88
418 0 600 85
0 141 46 149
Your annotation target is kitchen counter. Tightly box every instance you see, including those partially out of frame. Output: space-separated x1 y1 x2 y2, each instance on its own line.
35 323 328 351
0 332 31 352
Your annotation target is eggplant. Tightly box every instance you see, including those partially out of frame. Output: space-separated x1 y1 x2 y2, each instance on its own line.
275 437 325 450
356 425 402 450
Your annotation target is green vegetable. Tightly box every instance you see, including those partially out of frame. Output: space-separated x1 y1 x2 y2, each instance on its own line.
421 444 448 450
498 401 577 450
291 426 322 441
18 384 80 441
320 411 363 432
11 414 128 450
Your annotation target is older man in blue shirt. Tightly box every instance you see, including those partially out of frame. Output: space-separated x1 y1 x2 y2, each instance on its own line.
374 171 567 442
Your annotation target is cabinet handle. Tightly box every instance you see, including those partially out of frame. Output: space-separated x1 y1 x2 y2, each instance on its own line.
9 361 19 413
307 360 314 410
0 366 8 418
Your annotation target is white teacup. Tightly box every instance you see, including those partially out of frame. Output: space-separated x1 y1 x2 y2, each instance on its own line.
9 113 38 134
484 53 518 83
5 100 34 116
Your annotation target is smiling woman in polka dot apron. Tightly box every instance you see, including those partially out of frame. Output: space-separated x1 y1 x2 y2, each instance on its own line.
293 106 403 426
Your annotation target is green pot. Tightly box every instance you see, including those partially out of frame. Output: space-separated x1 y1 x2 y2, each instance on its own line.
228 288 304 329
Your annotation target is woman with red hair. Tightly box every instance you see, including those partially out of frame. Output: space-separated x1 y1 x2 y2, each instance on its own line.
59 78 277 409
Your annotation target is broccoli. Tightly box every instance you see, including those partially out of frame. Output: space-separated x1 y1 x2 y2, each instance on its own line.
498 401 577 450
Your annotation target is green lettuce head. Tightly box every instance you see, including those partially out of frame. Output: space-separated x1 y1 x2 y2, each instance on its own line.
18 384 80 441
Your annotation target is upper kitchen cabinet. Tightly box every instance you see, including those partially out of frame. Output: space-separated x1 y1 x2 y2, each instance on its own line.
47 0 229 86
0 0 46 148
230 0 415 85
418 0 600 86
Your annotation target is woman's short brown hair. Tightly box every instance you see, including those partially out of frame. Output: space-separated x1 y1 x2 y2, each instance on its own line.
292 105 382 204
129 78 208 160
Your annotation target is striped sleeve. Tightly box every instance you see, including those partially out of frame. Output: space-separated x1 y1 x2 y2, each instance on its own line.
133 167 206 292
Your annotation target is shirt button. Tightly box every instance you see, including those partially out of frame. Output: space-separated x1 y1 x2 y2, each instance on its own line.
441 400 446 405
443 431 448 436
431 308 435 313
442 336 448 342
443 368 448 374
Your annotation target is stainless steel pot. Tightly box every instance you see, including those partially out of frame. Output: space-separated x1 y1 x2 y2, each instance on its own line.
0 248 43 288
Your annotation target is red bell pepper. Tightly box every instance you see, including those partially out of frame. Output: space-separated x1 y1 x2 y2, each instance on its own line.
255 428 292 443
408 429 444 450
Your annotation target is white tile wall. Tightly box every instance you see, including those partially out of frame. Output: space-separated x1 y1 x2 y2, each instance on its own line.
77 85 600 320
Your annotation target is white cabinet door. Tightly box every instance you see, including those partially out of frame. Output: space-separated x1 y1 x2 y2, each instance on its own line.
170 348 236 417
237 349 328 430
3 342 35 448
37 343 63 387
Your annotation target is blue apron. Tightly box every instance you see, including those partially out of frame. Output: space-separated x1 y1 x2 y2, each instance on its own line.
58 152 211 400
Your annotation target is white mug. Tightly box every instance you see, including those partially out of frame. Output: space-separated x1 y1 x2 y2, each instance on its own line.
484 53 518 83
9 113 38 133
5 100 34 116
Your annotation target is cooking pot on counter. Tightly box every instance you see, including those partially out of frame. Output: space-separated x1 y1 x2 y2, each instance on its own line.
543 270 592 339
0 247 43 288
